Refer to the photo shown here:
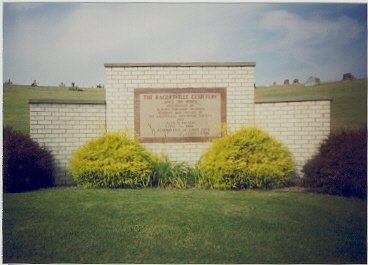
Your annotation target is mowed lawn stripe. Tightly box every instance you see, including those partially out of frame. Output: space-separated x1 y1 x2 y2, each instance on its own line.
3 188 366 263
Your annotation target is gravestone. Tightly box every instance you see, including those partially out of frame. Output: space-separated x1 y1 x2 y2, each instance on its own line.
342 73 355 81
305 76 320 86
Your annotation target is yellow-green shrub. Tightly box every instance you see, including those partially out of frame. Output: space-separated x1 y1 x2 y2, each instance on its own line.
69 132 156 188
199 127 295 189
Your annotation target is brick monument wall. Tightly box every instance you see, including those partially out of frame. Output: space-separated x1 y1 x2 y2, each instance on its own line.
104 62 256 164
29 62 332 184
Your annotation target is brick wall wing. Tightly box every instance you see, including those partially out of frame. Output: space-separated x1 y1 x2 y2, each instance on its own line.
254 98 331 175
29 100 106 185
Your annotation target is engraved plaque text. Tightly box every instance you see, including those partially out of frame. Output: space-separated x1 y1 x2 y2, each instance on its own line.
134 88 226 142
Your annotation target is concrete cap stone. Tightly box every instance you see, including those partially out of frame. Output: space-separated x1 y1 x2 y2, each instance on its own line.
104 62 256 68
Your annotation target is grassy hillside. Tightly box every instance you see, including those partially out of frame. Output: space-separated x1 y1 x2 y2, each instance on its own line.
3 79 367 134
256 79 367 131
3 84 105 134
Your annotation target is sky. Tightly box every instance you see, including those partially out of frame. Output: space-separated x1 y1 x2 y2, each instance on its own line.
3 2 367 87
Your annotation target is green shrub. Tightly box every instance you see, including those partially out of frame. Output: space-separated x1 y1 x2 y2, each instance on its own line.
69 132 156 188
302 129 367 198
3 127 54 192
152 155 198 188
199 127 295 189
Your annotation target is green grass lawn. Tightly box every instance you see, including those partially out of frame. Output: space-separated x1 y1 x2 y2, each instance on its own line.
3 84 105 134
3 188 366 264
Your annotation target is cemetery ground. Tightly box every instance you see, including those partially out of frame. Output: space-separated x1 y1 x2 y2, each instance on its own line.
3 188 367 263
3 79 367 263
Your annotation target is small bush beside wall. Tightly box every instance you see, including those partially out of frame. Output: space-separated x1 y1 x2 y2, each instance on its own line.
302 129 367 198
69 132 156 188
152 155 202 188
199 127 295 189
3 127 54 192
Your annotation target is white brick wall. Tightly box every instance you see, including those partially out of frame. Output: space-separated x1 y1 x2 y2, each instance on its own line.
255 99 331 174
105 63 255 163
29 100 106 185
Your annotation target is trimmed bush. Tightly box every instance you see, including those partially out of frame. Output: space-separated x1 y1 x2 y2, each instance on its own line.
199 127 295 189
3 127 54 192
302 129 367 198
69 132 156 188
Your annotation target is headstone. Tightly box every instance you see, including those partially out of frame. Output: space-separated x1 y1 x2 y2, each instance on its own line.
305 76 320 86
293 78 299 84
342 73 355 81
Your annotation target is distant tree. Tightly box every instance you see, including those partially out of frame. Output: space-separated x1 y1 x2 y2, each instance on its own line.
59 82 65 87
31 80 38 87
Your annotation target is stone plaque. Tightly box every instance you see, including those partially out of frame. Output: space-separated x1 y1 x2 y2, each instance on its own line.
134 88 226 142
